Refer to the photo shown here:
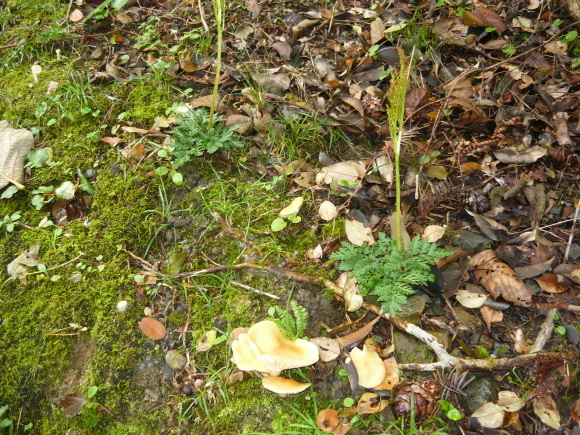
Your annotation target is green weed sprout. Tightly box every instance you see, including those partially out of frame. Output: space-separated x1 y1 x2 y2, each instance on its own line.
331 234 450 315
387 47 414 251
169 108 243 166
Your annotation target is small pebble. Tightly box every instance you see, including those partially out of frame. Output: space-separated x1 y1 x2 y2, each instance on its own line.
165 350 187 371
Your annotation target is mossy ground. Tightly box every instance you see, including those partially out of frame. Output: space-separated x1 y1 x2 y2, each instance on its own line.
0 2 342 433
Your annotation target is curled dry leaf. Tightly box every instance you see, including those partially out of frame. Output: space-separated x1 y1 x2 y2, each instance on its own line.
513 328 531 354
422 225 445 243
533 395 561 429
348 392 388 414
481 305 503 330
60 393 86 418
471 402 505 428
310 337 340 362
468 250 533 306
319 200 337 221
535 273 569 294
496 391 526 413
494 146 547 164
138 317 167 340
317 161 366 184
316 409 340 432
0 120 34 190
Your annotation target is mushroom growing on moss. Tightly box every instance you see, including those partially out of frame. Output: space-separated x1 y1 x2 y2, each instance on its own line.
349 345 387 389
231 320 319 376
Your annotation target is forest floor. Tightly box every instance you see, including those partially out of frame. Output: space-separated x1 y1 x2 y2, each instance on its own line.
0 0 579 434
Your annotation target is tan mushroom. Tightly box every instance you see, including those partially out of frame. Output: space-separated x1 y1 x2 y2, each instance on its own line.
230 320 319 376
248 320 319 376
261 376 311 395
231 333 269 373
349 345 387 389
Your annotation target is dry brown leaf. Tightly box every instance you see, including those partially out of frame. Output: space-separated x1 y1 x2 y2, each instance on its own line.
370 18 385 44
533 395 561 429
461 10 485 27
473 7 507 34
350 392 388 414
571 398 580 423
345 216 374 246
316 409 340 432
0 121 34 189
310 337 340 362
471 402 505 428
446 77 473 100
422 225 446 242
271 41 291 60
317 161 366 184
245 0 261 14
466 210 508 241
497 391 526 412
535 273 569 294
374 357 399 391
494 146 547 164
513 328 531 354
337 315 381 347
60 393 86 418
340 96 365 118
481 305 503 330
468 250 533 306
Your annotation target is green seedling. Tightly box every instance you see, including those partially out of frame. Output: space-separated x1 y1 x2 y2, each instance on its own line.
268 300 308 339
85 0 128 21
0 211 21 232
418 150 441 165
438 399 462 420
271 214 301 232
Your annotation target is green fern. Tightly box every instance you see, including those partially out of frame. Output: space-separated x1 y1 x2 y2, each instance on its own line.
331 234 451 315
268 300 308 339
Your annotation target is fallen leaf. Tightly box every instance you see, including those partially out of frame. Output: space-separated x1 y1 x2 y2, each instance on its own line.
494 146 547 164
319 201 338 221
466 210 508 241
533 395 561 429
345 215 374 246
535 273 569 294
310 337 340 362
252 72 291 91
373 155 393 183
7 244 41 284
473 7 507 34
196 330 217 351
316 409 340 432
513 328 531 354
245 0 261 13
271 41 291 60
481 305 503 330
318 161 366 184
138 317 167 340
370 18 385 44
422 225 446 242
468 250 533 306
426 165 448 180
340 96 365 118
497 391 526 412
471 402 505 428
571 398 580 423
337 315 381 347
446 77 473 100
60 393 86 418
350 392 388 414
374 357 399 390
0 120 34 189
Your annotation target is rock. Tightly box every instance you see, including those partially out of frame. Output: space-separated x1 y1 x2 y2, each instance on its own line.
394 330 434 364
165 350 187 371
397 296 426 319
453 230 493 254
459 376 498 414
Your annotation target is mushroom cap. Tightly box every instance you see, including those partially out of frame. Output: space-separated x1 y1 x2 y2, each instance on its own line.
262 376 311 394
349 345 387 389
231 333 269 373
248 320 319 375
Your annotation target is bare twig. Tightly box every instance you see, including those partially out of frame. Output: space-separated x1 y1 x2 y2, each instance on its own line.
230 281 280 300
530 308 557 353
564 203 579 263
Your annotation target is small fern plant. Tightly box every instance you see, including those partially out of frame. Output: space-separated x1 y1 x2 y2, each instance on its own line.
331 234 451 315
268 300 308 339
170 108 243 167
